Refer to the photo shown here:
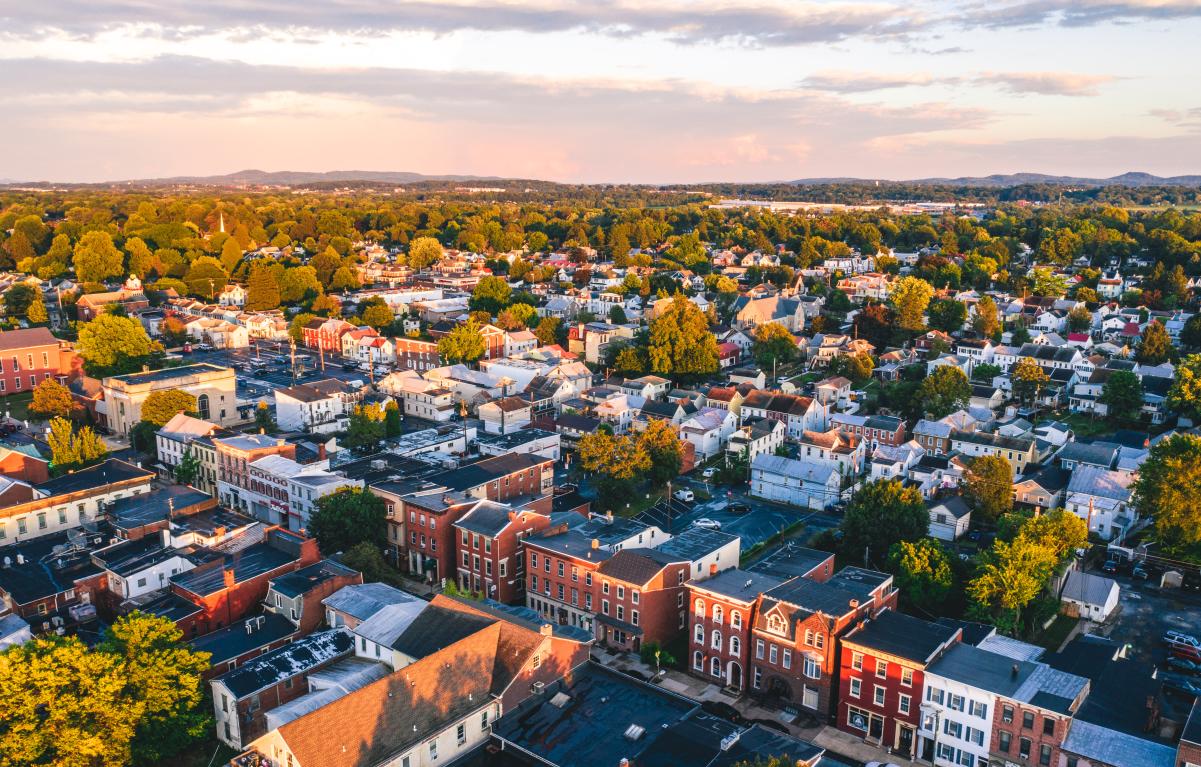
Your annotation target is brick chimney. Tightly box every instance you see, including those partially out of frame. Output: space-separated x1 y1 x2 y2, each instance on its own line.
223 564 236 589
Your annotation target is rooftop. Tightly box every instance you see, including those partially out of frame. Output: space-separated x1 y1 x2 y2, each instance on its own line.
656 526 738 563
36 459 153 497
270 559 360 599
689 567 787 605
843 609 961 664
746 542 833 581
216 628 354 699
104 363 231 386
109 485 214 532
323 582 425 623
189 612 297 667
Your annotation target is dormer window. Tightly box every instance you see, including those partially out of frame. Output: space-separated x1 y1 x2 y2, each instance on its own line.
767 614 787 635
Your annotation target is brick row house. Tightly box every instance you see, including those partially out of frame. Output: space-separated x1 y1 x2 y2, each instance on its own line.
837 610 962 759
0 327 77 397
370 452 555 589
453 502 554 603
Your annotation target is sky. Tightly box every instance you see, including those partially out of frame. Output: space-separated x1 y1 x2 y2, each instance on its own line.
1 0 1200 184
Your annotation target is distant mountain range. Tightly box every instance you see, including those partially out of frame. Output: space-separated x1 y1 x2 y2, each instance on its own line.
789 172 1201 187
107 169 503 186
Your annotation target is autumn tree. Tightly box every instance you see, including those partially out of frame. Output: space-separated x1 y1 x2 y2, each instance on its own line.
968 536 1056 635
648 294 719 377
1168 354 1201 422
1011 357 1049 405
497 303 538 330
141 390 197 427
964 454 1013 523
77 313 157 376
245 262 282 310
972 294 1001 338
1136 320 1173 365
384 400 402 438
1132 434 1201 554
30 378 75 420
889 276 934 332
1066 305 1092 333
1100 369 1144 422
577 431 652 510
534 316 562 346
47 417 108 472
438 318 487 364
751 322 798 370
280 265 323 304
916 365 970 418
827 352 874 385
27 293 48 324
183 256 228 299
310 246 342 286
407 236 444 270
73 230 124 283
841 479 929 568
345 403 386 452
639 418 683 487
360 297 394 330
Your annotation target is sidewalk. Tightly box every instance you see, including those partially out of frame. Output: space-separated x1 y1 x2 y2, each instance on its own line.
590 647 899 766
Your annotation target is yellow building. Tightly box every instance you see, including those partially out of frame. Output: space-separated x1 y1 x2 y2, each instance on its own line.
102 363 238 435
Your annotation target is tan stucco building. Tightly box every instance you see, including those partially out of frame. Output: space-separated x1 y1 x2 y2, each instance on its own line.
102 363 238 435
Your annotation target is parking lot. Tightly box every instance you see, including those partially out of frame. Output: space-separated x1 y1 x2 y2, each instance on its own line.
1090 560 1201 666
186 345 381 402
633 482 840 552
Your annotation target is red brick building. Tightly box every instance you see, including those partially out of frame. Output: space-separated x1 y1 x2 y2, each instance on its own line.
0 444 49 484
1178 702 1201 767
837 610 961 758
750 567 897 722
428 321 508 360
454 502 554 603
593 549 688 652
990 672 1089 767
168 528 320 637
393 336 441 372
688 569 788 692
301 317 354 353
0 327 76 397
831 413 907 450
374 452 554 585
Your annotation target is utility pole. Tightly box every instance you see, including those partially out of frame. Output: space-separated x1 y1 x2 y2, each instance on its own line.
289 337 297 385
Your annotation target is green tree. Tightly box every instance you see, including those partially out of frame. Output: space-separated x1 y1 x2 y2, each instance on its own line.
384 400 402 438
219 236 244 273
968 536 1056 635
497 302 538 330
916 365 970 418
827 352 874 385
1168 354 1201 422
174 448 200 485
973 362 1002 381
609 304 627 325
1136 320 1173 365
888 539 954 613
438 318 487 364
534 316 561 346
308 487 387 553
73 231 124 283
280 266 323 304
310 246 342 286
841 479 929 568
964 454 1013 523
889 276 934 332
4 283 38 317
639 418 683 487
254 402 277 433
1100 369 1144 422
470 275 512 315
648 294 719 377
1016 508 1088 563
245 263 282 310
345 403 386 451
140 390 197 427
751 322 798 370
329 266 359 291
1066 306 1092 333
407 236 444 270
577 431 652 510
1132 434 1201 554
360 298 394 330
30 378 74 420
26 293 48 325
77 313 157 376
1030 267 1069 297
1181 315 1201 350
1011 357 1049 405
182 256 228 299
927 299 967 333
47 417 108 473
614 345 648 376
289 312 316 343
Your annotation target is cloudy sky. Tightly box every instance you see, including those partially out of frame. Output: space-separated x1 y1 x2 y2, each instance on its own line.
2 0 1199 183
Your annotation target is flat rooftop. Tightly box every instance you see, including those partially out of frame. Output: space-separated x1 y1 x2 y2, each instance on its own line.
105 363 231 386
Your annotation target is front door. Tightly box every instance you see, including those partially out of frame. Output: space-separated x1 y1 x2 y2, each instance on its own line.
728 661 742 690
897 724 914 757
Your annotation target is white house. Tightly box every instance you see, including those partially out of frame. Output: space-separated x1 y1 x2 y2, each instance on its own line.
750 454 840 510
680 407 738 460
274 379 358 434
1065 466 1135 541
287 471 364 530
926 496 971 541
477 396 533 435
1060 570 1120 622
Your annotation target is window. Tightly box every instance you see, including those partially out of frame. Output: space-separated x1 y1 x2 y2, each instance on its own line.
694 624 704 643
1043 717 1055 736
804 629 814 645
1002 705 1014 724
847 705 870 732
1023 711 1035 730
873 685 886 706
803 655 821 679
781 649 792 669
1039 744 1052 766
969 700 987 719
631 591 639 605
755 640 764 660
429 740 439 760
1019 737 1031 760
926 686 944 705
711 657 722 677
712 630 722 650
585 593 592 609
901 667 913 687
999 731 1011 753
769 645 778 664
481 710 489 730
631 610 639 626
530 553 538 568
694 651 704 670
948 693 965 712
712 605 723 624
729 636 740 655
731 611 741 629
967 727 983 746
875 659 888 678
602 581 610 595
814 632 824 649
616 605 624 621
557 561 564 577
898 693 911 714
753 667 762 689
616 585 625 599
802 686 819 710
456 723 466 745
851 652 863 671
602 599 609 615
694 598 705 614
571 566 578 582
943 720 962 739
585 572 593 586
767 614 786 634
849 678 862 698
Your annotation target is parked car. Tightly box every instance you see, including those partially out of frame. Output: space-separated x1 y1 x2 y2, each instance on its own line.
194 343 214 352
1165 657 1201 676
342 362 358 371
1101 559 1120 575
1164 631 1201 648
702 467 716 479
1184 573 1201 593
1160 672 1201 698
747 718 790 734
700 701 745 725
1133 562 1156 581
673 489 694 503
728 502 750 514
693 518 722 531
1171 644 1201 663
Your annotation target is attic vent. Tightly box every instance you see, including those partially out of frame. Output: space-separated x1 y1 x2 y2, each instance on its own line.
623 724 645 741
549 692 572 708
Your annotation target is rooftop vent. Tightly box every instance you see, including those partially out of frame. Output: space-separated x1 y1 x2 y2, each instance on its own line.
623 725 645 741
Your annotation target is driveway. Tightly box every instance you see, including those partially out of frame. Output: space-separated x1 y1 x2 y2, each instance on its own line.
1087 562 1201 665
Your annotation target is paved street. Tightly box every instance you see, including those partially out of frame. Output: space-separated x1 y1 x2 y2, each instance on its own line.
187 344 381 403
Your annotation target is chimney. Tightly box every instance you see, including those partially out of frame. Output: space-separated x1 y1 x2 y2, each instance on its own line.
709 563 717 576
277 439 286 447
540 623 553 637
317 443 327 461
591 538 600 550
605 510 613 523
223 559 236 589
1011 664 1019 679
142 364 150 373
